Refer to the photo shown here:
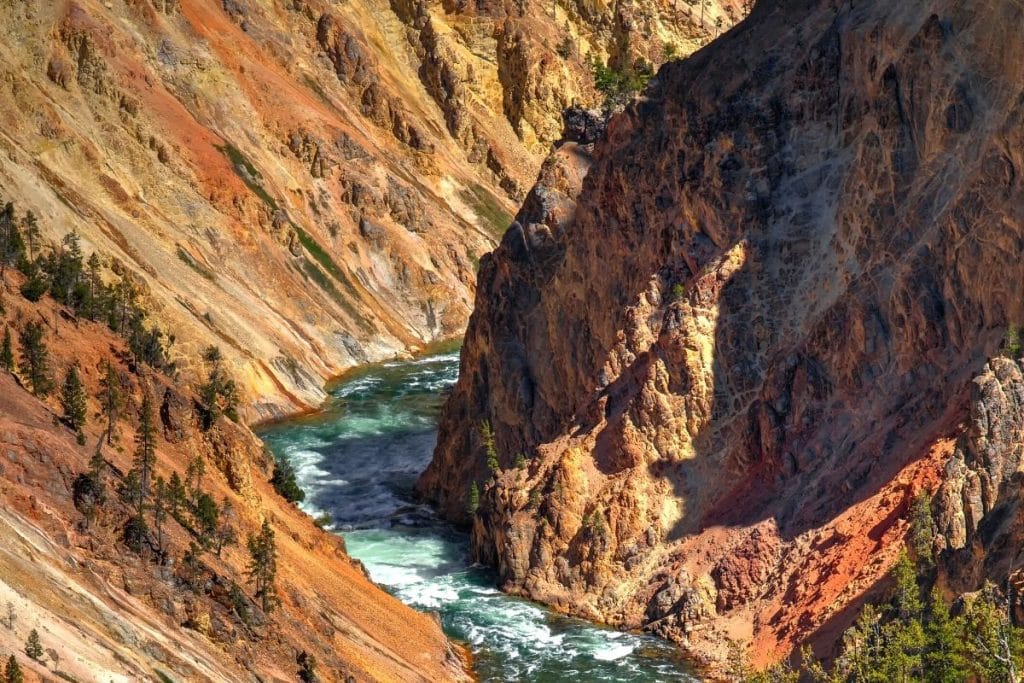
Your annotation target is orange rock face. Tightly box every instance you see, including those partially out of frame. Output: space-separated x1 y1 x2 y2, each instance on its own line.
0 276 468 682
422 0 1024 668
0 0 737 421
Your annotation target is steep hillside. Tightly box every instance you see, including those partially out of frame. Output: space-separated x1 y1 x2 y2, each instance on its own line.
0 0 740 420
0 269 467 682
422 0 1024 669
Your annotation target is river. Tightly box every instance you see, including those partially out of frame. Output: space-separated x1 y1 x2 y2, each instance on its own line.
257 348 698 682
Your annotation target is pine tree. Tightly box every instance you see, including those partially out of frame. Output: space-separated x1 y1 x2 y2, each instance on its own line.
298 650 318 683
18 258 48 302
5 654 23 683
18 320 53 396
73 444 108 528
0 326 13 373
181 541 203 589
270 456 305 503
186 454 205 508
21 212 38 262
153 475 168 556
481 420 500 473
168 471 186 521
0 201 25 279
83 252 103 320
963 583 1024 683
924 585 968 682
132 390 158 514
247 519 278 613
60 364 88 436
194 492 219 547
97 359 123 445
890 550 923 619
467 481 480 515
199 346 239 427
24 628 42 661
214 498 238 557
909 492 935 567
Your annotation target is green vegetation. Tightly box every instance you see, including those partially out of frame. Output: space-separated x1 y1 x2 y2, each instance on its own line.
18 320 53 397
481 420 500 473
461 184 513 239
216 143 278 211
671 283 686 302
5 655 23 683
746 547 1024 682
909 492 934 568
0 202 175 374
293 225 366 325
24 629 42 661
72 447 107 528
133 390 158 514
1004 325 1024 358
194 492 220 547
298 650 318 683
247 519 279 613
60 364 88 440
270 456 305 504
1 326 13 373
214 498 239 556
467 481 480 515
198 345 239 429
152 476 169 556
176 246 215 281
98 359 124 445
556 35 574 59
590 56 653 110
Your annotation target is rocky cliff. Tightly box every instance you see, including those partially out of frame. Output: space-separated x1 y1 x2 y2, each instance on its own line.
0 269 468 682
0 0 738 420
422 0 1024 668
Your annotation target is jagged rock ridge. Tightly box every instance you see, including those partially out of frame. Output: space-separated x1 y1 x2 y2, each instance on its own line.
422 0 1024 667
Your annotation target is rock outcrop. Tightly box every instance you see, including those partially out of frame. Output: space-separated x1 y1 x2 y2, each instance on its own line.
0 0 739 421
0 270 468 683
934 358 1024 593
422 0 1024 667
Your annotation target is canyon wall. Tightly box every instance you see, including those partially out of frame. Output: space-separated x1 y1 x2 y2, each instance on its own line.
0 0 737 420
0 271 468 683
422 0 1024 667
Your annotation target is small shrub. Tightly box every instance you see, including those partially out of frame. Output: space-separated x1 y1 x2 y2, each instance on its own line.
25 628 43 660
270 457 305 504
123 514 149 553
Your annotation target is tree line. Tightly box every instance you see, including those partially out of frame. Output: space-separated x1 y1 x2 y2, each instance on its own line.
0 198 307 673
744 495 1024 682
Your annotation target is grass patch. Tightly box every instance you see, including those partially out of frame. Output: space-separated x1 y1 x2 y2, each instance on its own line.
176 246 215 281
216 143 278 211
298 258 369 330
292 224 365 305
460 183 512 239
301 259 337 296
303 74 333 106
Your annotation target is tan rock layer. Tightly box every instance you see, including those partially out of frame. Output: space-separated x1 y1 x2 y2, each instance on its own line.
422 0 1024 667
0 273 468 682
0 0 737 422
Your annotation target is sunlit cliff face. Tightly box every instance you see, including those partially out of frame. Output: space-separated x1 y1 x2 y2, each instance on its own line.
424 0 1024 669
0 0 739 421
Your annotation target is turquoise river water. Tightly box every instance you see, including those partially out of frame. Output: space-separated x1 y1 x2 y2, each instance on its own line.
258 349 698 682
